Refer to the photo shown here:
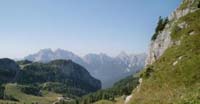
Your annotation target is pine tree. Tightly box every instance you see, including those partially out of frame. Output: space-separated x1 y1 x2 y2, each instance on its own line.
151 16 169 40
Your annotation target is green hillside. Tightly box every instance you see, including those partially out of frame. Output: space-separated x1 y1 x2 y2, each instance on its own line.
76 75 138 104
129 1 200 104
53 75 138 104
0 0 199 104
3 83 61 104
0 59 101 104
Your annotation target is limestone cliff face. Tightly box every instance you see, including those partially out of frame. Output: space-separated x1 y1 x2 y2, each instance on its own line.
145 0 199 65
145 23 173 65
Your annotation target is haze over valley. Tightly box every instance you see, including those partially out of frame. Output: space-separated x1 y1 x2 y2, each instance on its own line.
24 48 146 88
0 0 199 104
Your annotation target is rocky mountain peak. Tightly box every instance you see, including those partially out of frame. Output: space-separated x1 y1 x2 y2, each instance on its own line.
25 49 146 88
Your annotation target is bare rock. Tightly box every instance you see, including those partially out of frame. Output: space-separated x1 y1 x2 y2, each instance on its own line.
178 22 188 29
125 95 132 104
173 61 178 66
146 23 173 65
146 0 198 66
189 31 195 35
169 0 198 20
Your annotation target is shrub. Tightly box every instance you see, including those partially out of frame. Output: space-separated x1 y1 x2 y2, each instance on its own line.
141 66 154 78
0 86 5 99
20 85 41 96
4 95 19 101
75 76 139 104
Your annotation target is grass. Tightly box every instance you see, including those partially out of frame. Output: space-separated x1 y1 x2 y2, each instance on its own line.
94 100 114 104
178 0 200 10
179 0 190 10
3 83 61 104
0 100 20 104
171 9 200 40
93 96 125 104
129 9 200 104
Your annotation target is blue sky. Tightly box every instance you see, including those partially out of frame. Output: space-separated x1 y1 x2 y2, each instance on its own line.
0 0 181 58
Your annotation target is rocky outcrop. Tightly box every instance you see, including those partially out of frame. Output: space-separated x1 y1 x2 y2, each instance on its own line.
169 0 198 20
146 23 173 65
146 0 199 65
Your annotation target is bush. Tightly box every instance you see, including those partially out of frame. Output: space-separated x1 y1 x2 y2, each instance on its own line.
0 86 5 99
141 66 154 78
76 76 139 104
4 95 19 101
21 85 41 96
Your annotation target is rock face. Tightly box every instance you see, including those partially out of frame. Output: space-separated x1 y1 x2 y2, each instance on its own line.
25 49 146 88
83 52 146 88
146 0 199 65
146 24 173 65
25 48 84 64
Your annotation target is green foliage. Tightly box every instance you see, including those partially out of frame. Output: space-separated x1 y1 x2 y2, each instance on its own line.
171 25 182 40
20 85 41 96
3 84 61 104
0 86 5 99
179 0 190 10
76 76 139 104
171 9 200 40
3 95 19 102
130 10 200 104
179 0 200 10
151 16 169 40
41 82 87 97
0 59 101 103
94 100 114 104
140 65 154 79
16 60 101 98
0 59 19 84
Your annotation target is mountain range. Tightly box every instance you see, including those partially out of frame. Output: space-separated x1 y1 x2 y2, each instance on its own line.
81 0 200 103
24 49 146 88
0 0 199 104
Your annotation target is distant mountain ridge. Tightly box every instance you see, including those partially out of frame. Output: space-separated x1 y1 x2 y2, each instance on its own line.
24 49 147 88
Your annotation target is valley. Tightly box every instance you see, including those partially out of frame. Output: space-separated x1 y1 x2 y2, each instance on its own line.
24 49 146 88
0 0 199 104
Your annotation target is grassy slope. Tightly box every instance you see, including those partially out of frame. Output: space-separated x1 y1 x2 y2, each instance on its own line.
2 83 61 104
94 97 125 104
129 8 200 104
77 75 138 104
94 100 114 104
179 0 200 10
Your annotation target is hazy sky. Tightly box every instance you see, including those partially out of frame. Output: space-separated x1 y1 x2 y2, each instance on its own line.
0 0 181 58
